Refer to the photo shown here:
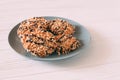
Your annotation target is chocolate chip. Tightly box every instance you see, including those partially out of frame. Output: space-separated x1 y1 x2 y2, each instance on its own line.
24 34 28 36
26 40 29 42
26 39 33 43
38 37 43 40
38 43 44 45
30 51 34 53
30 29 34 32
53 20 56 22
34 42 37 44
29 34 36 37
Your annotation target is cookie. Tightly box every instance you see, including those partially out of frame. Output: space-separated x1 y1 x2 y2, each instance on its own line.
49 19 75 35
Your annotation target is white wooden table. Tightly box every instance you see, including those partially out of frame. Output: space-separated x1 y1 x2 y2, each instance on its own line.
0 0 120 80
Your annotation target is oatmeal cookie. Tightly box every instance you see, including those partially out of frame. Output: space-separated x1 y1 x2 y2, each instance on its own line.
48 19 75 35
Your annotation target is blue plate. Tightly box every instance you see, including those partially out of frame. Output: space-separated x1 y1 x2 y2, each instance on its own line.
8 16 91 61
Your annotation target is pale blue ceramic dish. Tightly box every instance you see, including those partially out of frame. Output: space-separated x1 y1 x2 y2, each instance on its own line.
8 16 91 61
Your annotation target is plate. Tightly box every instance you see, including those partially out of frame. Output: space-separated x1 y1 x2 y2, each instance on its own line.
8 16 91 60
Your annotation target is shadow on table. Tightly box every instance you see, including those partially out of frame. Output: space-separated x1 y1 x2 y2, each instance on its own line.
45 28 111 69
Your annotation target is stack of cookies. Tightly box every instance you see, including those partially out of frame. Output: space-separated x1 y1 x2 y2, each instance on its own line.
17 17 81 57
